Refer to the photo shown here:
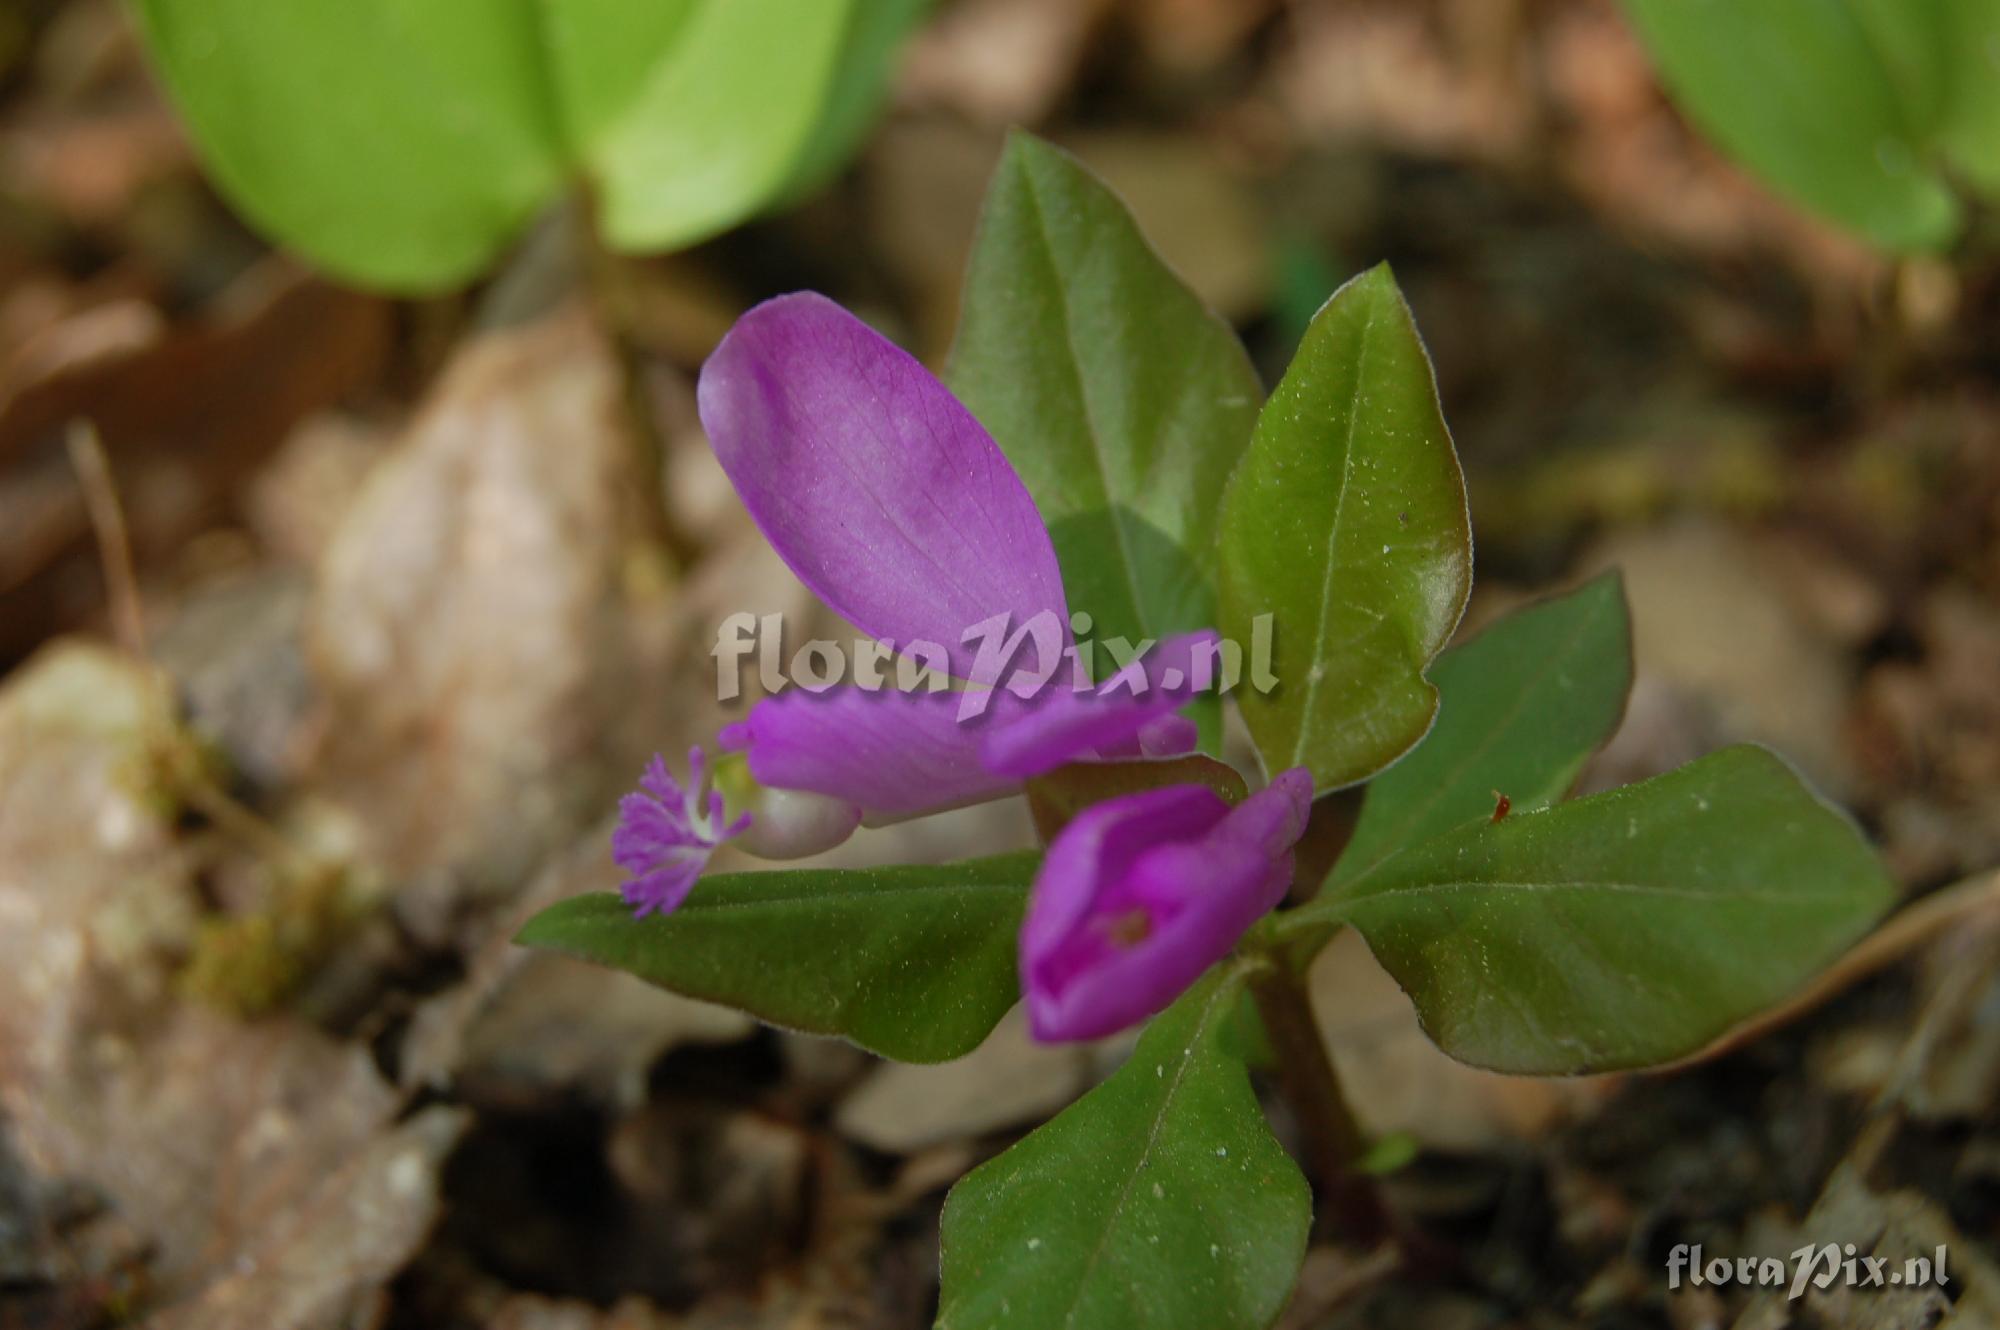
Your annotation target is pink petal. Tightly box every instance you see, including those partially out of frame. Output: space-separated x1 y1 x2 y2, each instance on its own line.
698 293 1069 682
981 631 1220 780
1022 768 1314 1042
722 686 1024 818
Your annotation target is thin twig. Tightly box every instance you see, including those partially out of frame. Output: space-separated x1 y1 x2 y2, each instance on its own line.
65 420 147 656
64 418 313 876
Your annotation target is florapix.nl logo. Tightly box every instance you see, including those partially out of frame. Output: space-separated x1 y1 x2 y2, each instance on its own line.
710 609 1281 718
1668 1243 1950 1301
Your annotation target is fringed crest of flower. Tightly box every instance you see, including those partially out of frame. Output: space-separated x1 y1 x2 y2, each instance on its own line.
610 747 750 918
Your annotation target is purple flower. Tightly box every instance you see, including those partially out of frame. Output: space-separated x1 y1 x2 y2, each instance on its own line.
1022 768 1314 1042
617 295 1216 917
613 292 1314 1040
693 292 1221 825
717 627 1218 819
610 748 750 917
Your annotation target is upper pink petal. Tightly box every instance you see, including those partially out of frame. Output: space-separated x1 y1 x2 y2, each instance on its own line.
698 293 1069 681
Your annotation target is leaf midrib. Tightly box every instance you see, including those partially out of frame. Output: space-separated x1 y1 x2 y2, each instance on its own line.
1017 155 1150 645
1054 972 1240 1329
1289 290 1380 768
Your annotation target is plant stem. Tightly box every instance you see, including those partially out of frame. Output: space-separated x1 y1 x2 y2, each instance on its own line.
1249 964 1388 1246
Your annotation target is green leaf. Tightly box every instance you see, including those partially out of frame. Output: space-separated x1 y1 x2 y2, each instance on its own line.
515 853 1037 1064
129 0 569 291
1330 573 1632 888
774 0 936 202
1216 263 1471 792
1298 746 1895 1075
1938 0 2000 194
1618 0 1965 252
562 0 859 252
131 0 918 289
950 133 1263 655
937 966 1310 1330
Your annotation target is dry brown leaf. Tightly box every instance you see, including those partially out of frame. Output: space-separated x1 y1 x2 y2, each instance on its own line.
1267 0 1882 304
0 103 191 225
898 0 1113 126
1715 913 2000 1327
1273 1 1534 164
0 641 452 1325
306 306 643 935
1540 0 1881 298
14 1005 407 1306
1576 519 1857 799
245 413 394 569
834 1008 1098 1154
142 1107 467 1330
1858 589 2000 882
0 642 198 1099
0 263 390 663
1121 0 1276 74
1057 131 1270 321
861 119 1006 355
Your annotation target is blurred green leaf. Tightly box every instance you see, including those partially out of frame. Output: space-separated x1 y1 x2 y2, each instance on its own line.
129 0 568 290
937 966 1310 1330
565 0 856 252
775 0 935 202
1217 263 1471 793
515 852 1036 1064
1297 746 1895 1074
950 133 1263 656
131 0 920 289
1330 573 1632 888
1618 0 2000 252
1939 0 2000 194
1356 1132 1421 1176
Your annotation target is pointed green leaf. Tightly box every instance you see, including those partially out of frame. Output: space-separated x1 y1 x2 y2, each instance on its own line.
129 0 568 291
1217 263 1471 792
1299 746 1895 1074
1618 0 1963 252
1330 573 1632 888
937 966 1310 1330
950 133 1263 654
515 853 1037 1064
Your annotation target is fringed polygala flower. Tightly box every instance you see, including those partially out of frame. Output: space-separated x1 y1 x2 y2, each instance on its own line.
698 292 1214 815
612 292 1312 1040
610 748 751 917
1022 768 1314 1041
